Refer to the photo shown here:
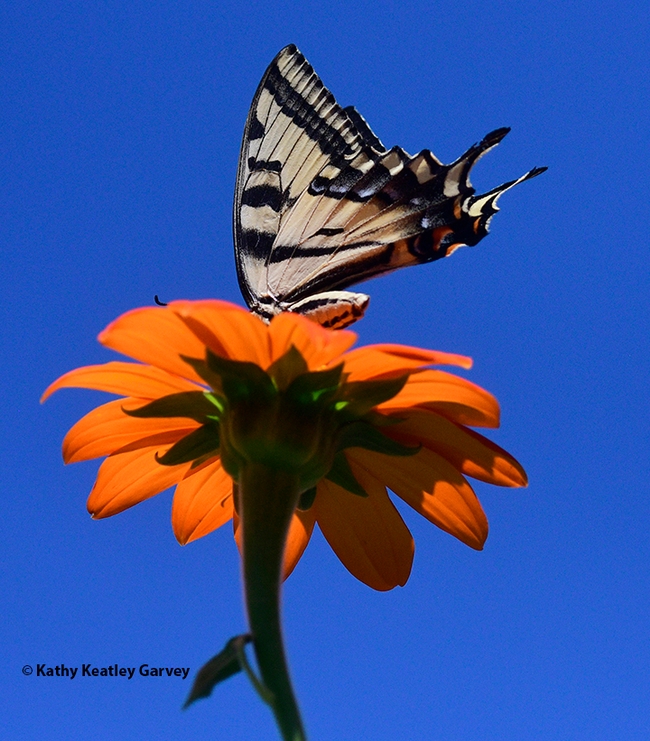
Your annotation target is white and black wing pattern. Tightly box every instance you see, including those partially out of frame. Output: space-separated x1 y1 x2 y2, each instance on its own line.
234 44 545 329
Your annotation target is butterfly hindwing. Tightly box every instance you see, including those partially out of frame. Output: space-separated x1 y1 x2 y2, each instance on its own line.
234 45 545 328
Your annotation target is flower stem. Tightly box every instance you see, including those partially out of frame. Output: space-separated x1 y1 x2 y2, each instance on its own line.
238 463 307 741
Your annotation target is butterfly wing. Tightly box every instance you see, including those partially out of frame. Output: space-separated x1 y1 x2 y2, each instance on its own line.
234 45 545 328
234 44 386 326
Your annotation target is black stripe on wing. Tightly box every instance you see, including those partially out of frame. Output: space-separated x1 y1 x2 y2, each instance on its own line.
234 45 546 324
234 45 387 308
267 130 545 301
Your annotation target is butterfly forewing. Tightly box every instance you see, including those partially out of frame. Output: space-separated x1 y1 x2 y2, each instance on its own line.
234 45 545 328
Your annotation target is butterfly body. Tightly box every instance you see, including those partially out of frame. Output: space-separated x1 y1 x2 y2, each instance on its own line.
234 45 545 328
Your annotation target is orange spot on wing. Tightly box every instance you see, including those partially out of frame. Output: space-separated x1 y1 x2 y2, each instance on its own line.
432 226 453 251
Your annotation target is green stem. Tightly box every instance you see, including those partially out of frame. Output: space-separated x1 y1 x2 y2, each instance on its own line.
238 463 307 741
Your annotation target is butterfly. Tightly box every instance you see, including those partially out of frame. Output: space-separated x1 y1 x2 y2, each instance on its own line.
234 45 545 329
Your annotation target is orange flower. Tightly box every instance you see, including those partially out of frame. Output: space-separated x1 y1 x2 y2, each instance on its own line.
42 299 526 591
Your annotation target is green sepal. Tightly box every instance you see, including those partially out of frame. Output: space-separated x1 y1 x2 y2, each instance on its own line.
325 452 368 497
297 486 317 511
122 391 219 422
285 363 344 407
206 349 276 405
156 422 220 465
180 355 225 393
337 375 409 417
183 634 252 709
337 420 420 457
361 409 405 427
204 392 226 416
267 345 309 391
189 452 219 470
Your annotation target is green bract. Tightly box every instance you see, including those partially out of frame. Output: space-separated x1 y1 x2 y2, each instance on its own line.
125 344 418 503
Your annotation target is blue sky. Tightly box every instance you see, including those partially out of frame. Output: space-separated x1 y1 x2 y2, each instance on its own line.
3 1 649 739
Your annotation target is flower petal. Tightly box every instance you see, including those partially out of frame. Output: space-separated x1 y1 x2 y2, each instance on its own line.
350 447 488 550
342 344 472 380
41 362 203 402
378 369 500 428
98 306 209 383
282 508 316 579
88 446 190 518
63 398 201 463
387 408 527 487
315 462 414 591
172 459 234 544
171 300 272 367
370 344 473 369
269 312 357 368
232 506 315 580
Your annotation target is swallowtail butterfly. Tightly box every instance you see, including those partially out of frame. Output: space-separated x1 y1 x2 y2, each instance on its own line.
234 45 545 329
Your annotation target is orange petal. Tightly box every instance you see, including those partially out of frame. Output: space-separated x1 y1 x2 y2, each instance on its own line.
269 312 356 368
342 344 472 380
88 446 190 518
369 344 473 369
386 408 527 487
63 398 201 463
350 448 488 550
315 463 414 591
378 369 500 428
171 300 272 367
172 459 234 544
41 362 203 402
282 508 316 579
232 506 315 580
97 306 209 383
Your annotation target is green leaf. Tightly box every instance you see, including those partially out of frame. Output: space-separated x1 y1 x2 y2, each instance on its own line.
297 486 317 511
183 634 252 709
337 421 420 457
156 422 220 465
122 392 219 422
338 375 409 417
267 345 308 391
326 452 368 497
